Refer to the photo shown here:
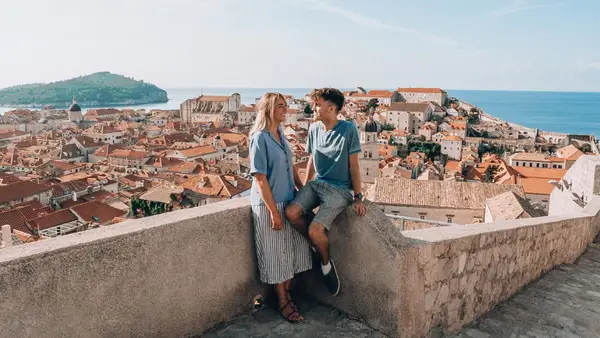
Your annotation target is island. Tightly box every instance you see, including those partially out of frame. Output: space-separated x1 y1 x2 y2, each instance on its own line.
0 72 168 108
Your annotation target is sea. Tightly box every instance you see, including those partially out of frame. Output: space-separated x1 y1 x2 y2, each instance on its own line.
1 88 599 137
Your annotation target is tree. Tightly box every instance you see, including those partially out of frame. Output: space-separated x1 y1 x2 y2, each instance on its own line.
367 98 379 110
430 115 444 123
381 123 395 131
303 104 313 116
484 165 499 183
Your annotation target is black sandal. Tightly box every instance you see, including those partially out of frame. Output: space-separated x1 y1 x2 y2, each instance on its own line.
280 301 304 323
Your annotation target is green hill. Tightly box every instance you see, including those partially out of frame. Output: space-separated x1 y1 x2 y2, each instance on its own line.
0 72 168 107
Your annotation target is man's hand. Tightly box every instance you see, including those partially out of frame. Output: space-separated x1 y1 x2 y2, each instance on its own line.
271 211 284 230
352 198 366 217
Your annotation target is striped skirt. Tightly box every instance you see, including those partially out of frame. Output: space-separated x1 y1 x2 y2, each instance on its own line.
252 201 312 284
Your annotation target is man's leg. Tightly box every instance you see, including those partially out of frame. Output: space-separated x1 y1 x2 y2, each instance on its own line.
286 182 319 240
308 222 329 265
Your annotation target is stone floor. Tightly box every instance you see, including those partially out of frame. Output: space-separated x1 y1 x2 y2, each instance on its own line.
200 296 386 338
450 245 600 338
202 245 600 338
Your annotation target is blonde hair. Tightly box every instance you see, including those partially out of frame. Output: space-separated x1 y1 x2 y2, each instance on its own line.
249 92 287 137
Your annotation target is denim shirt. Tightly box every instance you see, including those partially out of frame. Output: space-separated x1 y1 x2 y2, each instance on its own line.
249 128 296 206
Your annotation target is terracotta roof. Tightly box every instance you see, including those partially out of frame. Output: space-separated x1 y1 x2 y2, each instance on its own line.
167 162 200 174
85 108 120 116
239 106 257 112
485 191 546 221
109 149 148 159
0 172 21 184
145 156 183 168
556 144 584 161
0 208 33 234
0 181 52 204
509 166 567 180
517 177 556 195
94 144 123 157
47 160 81 171
140 185 184 204
445 160 462 172
181 174 251 198
178 145 218 158
28 209 78 231
511 152 565 163
388 102 430 112
368 178 524 210
0 130 28 139
70 201 126 224
397 88 446 94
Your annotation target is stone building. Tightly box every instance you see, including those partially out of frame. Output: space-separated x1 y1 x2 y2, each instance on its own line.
386 102 433 134
441 135 463 160
366 178 524 224
359 116 380 184
67 98 83 123
180 94 241 123
396 87 448 106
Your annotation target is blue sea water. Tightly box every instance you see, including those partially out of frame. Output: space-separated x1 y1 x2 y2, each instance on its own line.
2 88 599 136
447 90 600 137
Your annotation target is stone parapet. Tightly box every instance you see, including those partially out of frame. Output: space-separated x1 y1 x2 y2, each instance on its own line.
0 198 265 338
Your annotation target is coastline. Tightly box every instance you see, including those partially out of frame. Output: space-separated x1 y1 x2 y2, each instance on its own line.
0 98 170 110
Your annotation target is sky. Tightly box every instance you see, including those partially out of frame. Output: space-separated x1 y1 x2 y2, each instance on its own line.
1 0 599 91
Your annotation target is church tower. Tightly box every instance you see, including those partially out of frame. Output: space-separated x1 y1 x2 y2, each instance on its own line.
67 97 83 123
359 113 380 184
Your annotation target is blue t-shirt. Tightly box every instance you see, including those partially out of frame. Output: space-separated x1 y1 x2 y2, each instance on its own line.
306 120 361 190
249 129 296 206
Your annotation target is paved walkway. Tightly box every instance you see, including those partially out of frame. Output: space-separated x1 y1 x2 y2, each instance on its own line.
452 245 600 338
201 296 386 338
202 246 600 338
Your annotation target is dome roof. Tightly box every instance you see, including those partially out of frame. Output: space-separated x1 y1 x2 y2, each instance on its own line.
364 120 379 133
68 102 82 112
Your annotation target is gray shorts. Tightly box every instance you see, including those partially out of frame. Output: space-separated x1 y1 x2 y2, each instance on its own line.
291 180 354 230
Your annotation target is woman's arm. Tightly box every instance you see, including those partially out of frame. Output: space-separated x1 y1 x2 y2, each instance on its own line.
254 173 284 230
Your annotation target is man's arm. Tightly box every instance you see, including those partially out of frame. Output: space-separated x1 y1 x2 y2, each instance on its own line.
349 153 366 216
303 156 316 185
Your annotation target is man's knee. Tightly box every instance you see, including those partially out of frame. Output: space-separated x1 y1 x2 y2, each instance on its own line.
308 223 326 241
285 204 303 221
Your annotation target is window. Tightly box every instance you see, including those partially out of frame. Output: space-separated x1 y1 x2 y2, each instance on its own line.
529 163 533 167
418 213 427 220
536 163 540 168
447 216 453 223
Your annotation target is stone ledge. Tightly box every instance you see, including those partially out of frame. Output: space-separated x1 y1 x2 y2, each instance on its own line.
0 198 265 338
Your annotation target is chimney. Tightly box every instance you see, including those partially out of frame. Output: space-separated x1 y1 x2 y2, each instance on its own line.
1 224 12 248
73 191 78 202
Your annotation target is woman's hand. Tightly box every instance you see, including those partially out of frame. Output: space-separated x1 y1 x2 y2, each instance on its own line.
271 211 284 230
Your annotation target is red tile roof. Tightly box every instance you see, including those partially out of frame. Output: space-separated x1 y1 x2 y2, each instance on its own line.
0 181 52 204
70 201 127 225
28 209 78 231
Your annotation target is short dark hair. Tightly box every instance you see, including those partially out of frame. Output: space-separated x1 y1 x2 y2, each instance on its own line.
309 88 345 112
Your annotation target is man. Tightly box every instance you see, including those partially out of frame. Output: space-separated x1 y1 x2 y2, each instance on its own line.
285 88 366 296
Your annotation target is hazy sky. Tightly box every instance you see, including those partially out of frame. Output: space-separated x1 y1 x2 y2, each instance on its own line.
1 0 599 91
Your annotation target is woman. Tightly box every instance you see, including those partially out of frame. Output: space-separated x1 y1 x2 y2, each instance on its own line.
249 93 312 323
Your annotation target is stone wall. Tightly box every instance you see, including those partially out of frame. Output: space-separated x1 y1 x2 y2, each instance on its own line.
0 198 266 338
403 206 600 333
